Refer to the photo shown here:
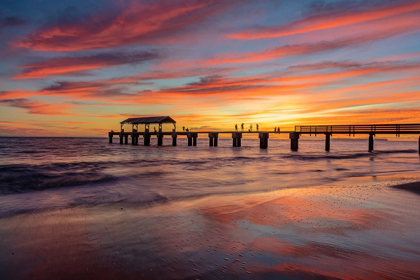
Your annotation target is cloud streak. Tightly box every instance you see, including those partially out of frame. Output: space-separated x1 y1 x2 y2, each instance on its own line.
15 51 159 79
228 0 420 39
0 98 74 115
16 0 232 51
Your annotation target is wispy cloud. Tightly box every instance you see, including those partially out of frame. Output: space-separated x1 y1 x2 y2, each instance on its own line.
0 98 75 115
15 51 159 79
0 11 26 30
228 0 420 39
16 0 233 51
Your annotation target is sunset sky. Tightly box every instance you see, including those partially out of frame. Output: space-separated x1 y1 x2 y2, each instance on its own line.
0 0 419 136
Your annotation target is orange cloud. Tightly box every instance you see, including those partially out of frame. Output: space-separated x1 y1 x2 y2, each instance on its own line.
16 0 231 51
229 0 420 39
0 98 75 116
212 18 420 64
14 51 158 79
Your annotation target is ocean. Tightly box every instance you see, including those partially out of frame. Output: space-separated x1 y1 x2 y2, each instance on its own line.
0 136 420 279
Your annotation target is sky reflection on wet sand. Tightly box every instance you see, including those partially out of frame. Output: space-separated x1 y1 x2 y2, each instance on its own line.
1 182 420 279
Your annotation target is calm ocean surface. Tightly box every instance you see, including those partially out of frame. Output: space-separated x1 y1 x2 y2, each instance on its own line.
0 136 419 217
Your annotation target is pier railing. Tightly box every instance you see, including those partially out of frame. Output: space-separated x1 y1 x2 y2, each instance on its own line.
295 124 420 136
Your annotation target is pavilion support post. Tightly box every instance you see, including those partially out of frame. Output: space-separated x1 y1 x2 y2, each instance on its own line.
108 132 113 144
172 133 177 146
119 129 124 144
290 132 300 151
132 129 138 145
325 133 331 152
157 133 163 146
232 133 242 147
144 133 150 146
259 132 269 149
369 134 374 152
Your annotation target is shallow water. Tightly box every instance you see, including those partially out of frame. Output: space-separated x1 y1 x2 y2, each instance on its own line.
0 137 420 279
0 137 419 216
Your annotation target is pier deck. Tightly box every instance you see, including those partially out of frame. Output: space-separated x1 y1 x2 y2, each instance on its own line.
108 118 420 153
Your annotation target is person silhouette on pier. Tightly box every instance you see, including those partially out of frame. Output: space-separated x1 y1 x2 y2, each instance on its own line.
250 124 253 132
256 124 259 131
154 127 157 133
241 123 244 131
274 127 277 133
235 124 238 131
186 128 189 132
182 126 185 132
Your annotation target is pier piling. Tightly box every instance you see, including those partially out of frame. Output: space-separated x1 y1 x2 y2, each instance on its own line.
143 133 150 146
290 132 300 151
157 133 163 146
208 133 219 147
369 134 374 152
259 132 269 149
188 133 197 146
325 133 331 151
131 130 138 145
172 133 177 146
124 135 128 144
232 133 242 147
108 132 113 144
119 129 125 144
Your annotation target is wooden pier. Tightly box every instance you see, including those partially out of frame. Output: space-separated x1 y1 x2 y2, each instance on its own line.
108 117 420 153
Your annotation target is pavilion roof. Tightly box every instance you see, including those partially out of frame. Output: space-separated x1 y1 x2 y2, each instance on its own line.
120 116 176 125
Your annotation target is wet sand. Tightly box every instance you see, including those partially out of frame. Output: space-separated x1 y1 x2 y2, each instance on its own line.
1 181 420 279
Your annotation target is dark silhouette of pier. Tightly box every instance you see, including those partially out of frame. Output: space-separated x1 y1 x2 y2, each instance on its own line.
108 117 420 153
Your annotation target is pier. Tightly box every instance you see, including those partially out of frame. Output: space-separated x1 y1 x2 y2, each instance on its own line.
108 117 420 153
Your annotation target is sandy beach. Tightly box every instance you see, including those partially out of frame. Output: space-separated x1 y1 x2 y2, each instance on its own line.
1 179 420 280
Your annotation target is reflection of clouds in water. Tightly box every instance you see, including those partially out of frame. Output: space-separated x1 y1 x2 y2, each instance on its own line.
1 183 420 279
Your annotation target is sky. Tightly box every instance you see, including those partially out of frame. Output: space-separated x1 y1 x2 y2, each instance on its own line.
0 0 419 136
